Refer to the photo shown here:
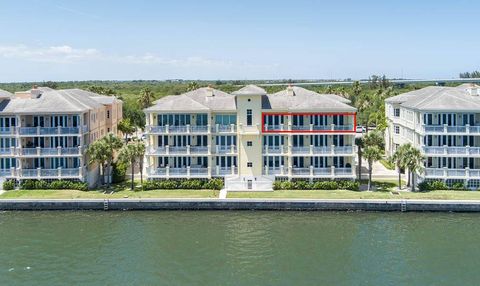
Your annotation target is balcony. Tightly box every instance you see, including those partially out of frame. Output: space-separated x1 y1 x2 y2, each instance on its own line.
263 145 288 155
422 124 480 135
424 168 480 179
18 126 87 136
215 145 237 154
264 124 355 132
147 145 210 155
0 127 15 135
214 166 238 176
290 145 354 156
146 125 210 134
264 167 288 175
423 146 480 157
0 147 16 156
18 147 83 157
211 124 237 133
147 166 210 178
18 167 83 178
291 167 354 177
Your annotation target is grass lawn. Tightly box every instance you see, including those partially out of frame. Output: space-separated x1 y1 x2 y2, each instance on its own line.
0 189 219 199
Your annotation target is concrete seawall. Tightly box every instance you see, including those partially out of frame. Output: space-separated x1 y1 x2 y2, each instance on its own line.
3 198 480 212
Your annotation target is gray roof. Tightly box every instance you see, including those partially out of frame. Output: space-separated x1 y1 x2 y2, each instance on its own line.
264 86 356 112
232 85 267 96
0 89 12 99
145 85 355 113
385 85 480 111
0 87 116 114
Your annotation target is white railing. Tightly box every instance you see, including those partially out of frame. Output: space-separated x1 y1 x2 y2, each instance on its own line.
292 168 310 175
263 145 287 154
423 146 480 156
335 167 353 175
19 168 81 178
216 145 237 154
18 147 82 156
423 125 480 134
217 167 237 175
0 148 15 155
169 146 188 154
190 146 209 154
313 168 331 175
212 124 237 133
18 126 84 135
146 125 211 134
0 127 13 134
265 167 287 175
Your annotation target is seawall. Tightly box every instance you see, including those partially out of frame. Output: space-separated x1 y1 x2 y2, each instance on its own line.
2 198 480 212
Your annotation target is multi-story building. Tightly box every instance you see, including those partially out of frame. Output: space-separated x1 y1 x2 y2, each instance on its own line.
385 83 480 188
0 86 123 187
144 85 357 190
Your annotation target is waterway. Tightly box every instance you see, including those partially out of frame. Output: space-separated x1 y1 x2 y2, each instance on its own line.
1 211 479 285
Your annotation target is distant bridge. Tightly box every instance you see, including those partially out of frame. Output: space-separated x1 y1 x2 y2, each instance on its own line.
256 78 480 87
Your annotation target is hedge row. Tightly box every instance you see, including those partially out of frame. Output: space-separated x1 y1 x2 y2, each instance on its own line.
418 180 467 192
273 180 359 191
142 178 224 190
3 180 15 190
17 180 88 191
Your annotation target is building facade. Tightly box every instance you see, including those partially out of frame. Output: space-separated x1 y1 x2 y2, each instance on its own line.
0 87 123 187
144 85 357 190
385 84 480 188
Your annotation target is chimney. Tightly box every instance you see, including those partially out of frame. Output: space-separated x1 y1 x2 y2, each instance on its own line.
30 85 42 99
467 85 479 96
206 85 214 97
286 84 295 96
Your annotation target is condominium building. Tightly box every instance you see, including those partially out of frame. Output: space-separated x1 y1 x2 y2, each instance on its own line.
144 85 357 190
385 84 480 188
0 86 123 187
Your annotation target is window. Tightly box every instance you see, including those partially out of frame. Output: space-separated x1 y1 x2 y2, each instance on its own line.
196 114 208 126
215 114 236 125
247 109 252 126
394 126 400 134
247 141 252 147
107 110 110 119
247 162 253 167
394 108 400 117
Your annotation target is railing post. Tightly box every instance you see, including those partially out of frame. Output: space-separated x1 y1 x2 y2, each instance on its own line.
310 165 313 177
443 166 447 178
215 124 219 133
331 166 335 177
466 167 470 179
331 145 335 155
443 145 448 155
166 166 170 176
230 124 234 133
36 146 41 156
310 124 313 131
208 166 211 177
79 166 83 177
331 124 335 131
466 124 470 134
288 166 292 177
166 145 170 155
216 165 219 176
10 146 15 156
186 124 190 134
281 165 284 175
37 167 41 178
58 167 62 178
78 145 82 155
166 124 169 134
443 124 448 133
37 126 41 135
309 145 313 155
187 166 191 178
466 145 471 156
187 145 191 155
57 146 62 155
265 166 269 176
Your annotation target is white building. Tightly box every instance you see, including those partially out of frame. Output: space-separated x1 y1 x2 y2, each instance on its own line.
144 85 357 190
385 83 480 188
0 86 123 187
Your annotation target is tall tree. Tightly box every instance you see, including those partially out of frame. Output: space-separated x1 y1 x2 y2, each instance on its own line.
117 118 135 143
404 146 425 192
355 137 364 181
391 144 409 190
102 133 123 187
118 140 146 190
86 140 110 186
187 81 199 91
363 145 383 191
138 88 154 109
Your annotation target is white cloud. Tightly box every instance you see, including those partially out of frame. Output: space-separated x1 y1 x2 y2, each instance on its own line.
0 44 99 63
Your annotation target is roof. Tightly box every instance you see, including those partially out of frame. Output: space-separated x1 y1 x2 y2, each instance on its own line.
232 85 266 96
385 85 480 111
145 85 356 113
0 89 12 99
264 86 356 112
0 87 116 114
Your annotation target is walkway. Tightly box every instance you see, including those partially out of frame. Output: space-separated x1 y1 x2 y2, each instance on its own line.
219 189 227 199
361 159 398 180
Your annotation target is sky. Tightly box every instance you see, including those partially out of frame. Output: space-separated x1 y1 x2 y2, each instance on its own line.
0 0 479 82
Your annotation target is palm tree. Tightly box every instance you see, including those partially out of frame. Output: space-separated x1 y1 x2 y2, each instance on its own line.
363 145 383 191
135 140 146 187
117 118 135 143
138 88 154 109
86 140 110 186
187 81 199 91
119 143 137 190
355 137 364 181
404 146 425 192
102 133 123 187
391 144 409 190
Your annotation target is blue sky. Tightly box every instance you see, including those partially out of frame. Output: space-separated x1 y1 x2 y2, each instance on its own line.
0 0 478 82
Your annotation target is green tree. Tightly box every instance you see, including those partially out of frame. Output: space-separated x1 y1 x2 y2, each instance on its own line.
363 145 383 191
86 140 110 186
87 85 116 96
404 146 425 192
117 118 135 143
391 144 409 190
138 88 154 109
102 133 124 187
355 137 364 181
187 81 199 91
118 140 146 190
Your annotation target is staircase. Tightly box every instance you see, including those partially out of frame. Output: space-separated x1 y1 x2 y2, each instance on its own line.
223 175 274 192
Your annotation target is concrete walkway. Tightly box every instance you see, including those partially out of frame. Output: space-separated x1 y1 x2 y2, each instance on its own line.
361 159 398 180
219 189 227 199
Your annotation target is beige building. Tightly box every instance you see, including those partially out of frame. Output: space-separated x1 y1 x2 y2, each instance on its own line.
0 86 122 187
144 85 357 190
385 84 480 189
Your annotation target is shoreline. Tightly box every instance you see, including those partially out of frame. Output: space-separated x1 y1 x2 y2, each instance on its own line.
2 198 480 212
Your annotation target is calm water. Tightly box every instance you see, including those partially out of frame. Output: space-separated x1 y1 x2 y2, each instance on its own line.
1 211 479 286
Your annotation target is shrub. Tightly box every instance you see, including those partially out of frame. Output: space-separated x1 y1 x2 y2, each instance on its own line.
3 180 15 191
418 180 448 192
204 178 224 190
112 161 127 183
451 182 467 191
179 179 204 189
338 180 360 191
18 179 88 191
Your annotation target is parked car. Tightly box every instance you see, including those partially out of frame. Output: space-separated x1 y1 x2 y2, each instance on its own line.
356 125 366 133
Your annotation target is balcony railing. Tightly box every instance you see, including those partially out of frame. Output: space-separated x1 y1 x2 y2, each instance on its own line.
147 167 210 177
148 145 210 155
19 168 82 178
265 167 288 175
424 168 480 178
422 124 480 134
290 167 354 177
211 124 237 133
266 124 354 132
290 145 354 155
17 126 87 136
18 147 82 156
215 145 237 154
423 146 480 156
215 166 237 176
263 146 287 154
146 125 210 134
